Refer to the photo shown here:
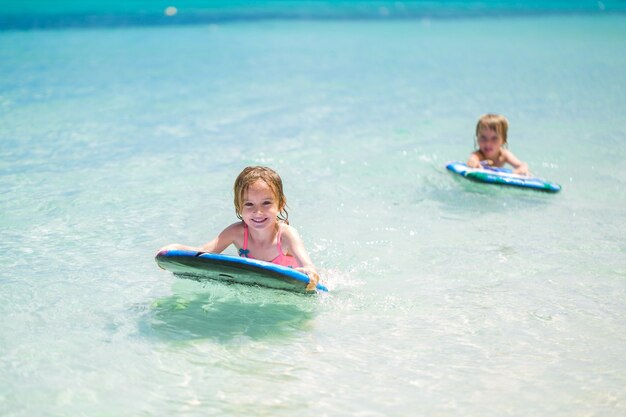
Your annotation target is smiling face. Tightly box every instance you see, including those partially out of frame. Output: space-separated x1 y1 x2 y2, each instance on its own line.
477 126 504 160
240 180 281 230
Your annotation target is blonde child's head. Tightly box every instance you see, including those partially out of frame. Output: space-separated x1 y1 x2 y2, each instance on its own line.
233 166 289 223
475 113 509 147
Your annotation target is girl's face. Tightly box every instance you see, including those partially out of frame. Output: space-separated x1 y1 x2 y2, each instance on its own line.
477 127 504 160
241 180 280 231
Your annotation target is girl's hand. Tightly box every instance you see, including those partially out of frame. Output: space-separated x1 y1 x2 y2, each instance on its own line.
156 243 182 255
156 244 182 269
297 266 320 291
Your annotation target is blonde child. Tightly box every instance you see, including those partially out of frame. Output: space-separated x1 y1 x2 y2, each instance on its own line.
467 114 530 176
158 166 320 290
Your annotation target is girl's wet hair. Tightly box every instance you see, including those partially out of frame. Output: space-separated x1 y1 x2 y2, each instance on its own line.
233 166 289 224
475 113 509 146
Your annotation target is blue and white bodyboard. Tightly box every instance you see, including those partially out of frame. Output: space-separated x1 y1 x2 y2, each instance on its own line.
156 249 328 293
446 162 561 193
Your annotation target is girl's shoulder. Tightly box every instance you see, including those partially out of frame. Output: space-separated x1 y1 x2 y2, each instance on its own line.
219 221 245 248
499 148 518 162
500 148 514 157
278 223 301 242
277 223 302 253
278 222 295 234
221 221 245 236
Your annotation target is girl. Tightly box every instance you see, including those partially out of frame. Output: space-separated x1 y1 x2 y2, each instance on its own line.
158 166 320 291
467 114 530 176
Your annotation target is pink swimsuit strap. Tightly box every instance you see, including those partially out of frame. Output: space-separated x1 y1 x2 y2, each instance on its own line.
239 223 299 268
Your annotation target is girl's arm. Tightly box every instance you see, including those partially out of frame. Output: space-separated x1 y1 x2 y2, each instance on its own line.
502 149 530 176
281 225 320 291
467 152 483 168
157 222 241 255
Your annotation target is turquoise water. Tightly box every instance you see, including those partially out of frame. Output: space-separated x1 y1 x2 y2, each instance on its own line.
2 1 625 28
1 3 626 416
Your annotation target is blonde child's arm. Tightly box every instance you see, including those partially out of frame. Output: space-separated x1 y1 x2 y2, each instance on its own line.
281 225 320 291
198 222 241 253
502 149 530 176
157 222 240 255
467 152 483 169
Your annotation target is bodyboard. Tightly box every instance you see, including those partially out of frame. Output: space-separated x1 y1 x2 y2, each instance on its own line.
446 162 561 192
156 249 328 293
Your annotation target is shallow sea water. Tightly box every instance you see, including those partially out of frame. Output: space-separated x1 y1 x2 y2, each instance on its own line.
1 5 626 417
